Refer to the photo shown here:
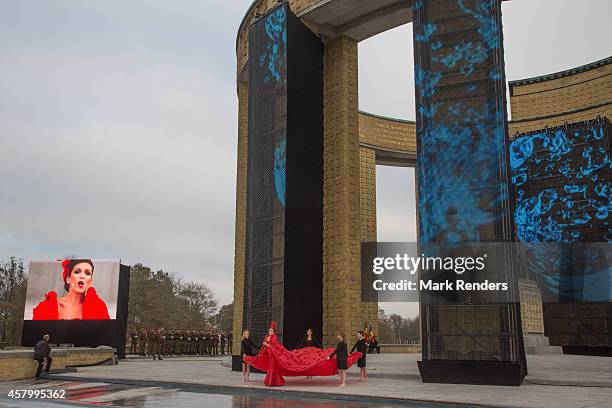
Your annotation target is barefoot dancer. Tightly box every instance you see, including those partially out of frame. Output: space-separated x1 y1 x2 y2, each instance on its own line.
240 330 259 382
351 331 367 381
328 333 348 386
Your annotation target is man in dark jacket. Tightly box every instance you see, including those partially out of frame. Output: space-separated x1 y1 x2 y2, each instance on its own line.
33 334 52 379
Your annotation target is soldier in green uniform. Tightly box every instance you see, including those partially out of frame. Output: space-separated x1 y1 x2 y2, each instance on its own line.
203 332 210 355
197 331 203 355
212 331 219 355
193 330 198 355
168 329 174 355
192 331 198 355
183 329 189 355
149 330 157 360
186 330 192 355
130 329 138 355
180 330 186 355
153 329 163 360
192 330 198 355
227 331 233 354
138 329 147 356
172 329 179 355
192 331 197 355
220 332 226 355
160 329 167 358
146 329 152 356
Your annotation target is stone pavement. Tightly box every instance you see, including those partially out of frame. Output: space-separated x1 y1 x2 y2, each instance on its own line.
21 354 612 408
345 354 612 387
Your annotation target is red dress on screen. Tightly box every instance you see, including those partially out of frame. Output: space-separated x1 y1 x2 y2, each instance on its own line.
243 333 362 386
32 287 110 320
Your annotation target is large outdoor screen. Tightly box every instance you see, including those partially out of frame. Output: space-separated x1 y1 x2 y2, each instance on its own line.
23 259 120 320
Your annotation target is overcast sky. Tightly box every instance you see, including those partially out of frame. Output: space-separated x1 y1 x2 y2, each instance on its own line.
1 1 611 317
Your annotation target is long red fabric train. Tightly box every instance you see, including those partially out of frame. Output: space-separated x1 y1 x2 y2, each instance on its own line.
243 334 362 386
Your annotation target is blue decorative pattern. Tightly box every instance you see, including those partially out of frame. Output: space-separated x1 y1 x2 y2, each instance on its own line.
261 6 287 207
259 6 287 83
510 121 610 243
274 138 286 206
414 0 510 244
510 120 611 302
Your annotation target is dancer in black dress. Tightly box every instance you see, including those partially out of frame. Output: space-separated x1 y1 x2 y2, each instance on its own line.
327 333 348 386
297 328 322 379
240 330 259 382
297 328 322 348
351 330 367 381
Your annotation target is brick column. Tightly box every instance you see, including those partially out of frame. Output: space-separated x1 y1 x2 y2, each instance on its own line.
518 279 545 335
232 81 248 354
322 36 362 346
360 146 379 335
360 147 377 242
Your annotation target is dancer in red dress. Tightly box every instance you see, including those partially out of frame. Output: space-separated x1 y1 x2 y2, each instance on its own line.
243 322 362 387
33 259 110 320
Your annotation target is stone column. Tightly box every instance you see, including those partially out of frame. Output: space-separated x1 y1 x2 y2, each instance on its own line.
232 81 248 354
360 147 377 243
360 146 379 335
518 279 545 335
322 36 362 346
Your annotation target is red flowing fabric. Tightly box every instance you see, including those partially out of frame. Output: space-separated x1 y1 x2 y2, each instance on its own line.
244 334 362 386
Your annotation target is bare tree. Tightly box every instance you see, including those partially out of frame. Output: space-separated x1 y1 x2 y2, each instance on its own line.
0 257 27 345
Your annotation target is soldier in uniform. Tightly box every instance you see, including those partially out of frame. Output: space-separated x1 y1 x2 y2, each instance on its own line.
197 331 204 355
160 328 167 358
227 331 233 354
212 331 219 355
130 329 138 355
202 331 209 355
154 329 163 360
220 332 226 355
174 330 180 355
187 330 193 355
168 329 174 355
193 330 198 355
144 329 151 357
180 330 187 355
149 329 155 356
149 329 156 359
138 329 147 356
149 330 158 360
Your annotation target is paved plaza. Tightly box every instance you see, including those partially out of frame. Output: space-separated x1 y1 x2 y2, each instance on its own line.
1 354 609 408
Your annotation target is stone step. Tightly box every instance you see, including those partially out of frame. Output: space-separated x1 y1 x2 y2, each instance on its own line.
525 345 563 355
524 335 551 347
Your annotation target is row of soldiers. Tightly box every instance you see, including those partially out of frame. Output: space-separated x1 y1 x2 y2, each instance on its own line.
129 329 233 359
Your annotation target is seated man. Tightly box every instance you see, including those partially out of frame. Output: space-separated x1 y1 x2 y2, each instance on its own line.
34 334 52 379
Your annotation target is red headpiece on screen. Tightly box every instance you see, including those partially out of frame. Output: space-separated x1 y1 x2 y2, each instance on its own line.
61 259 71 281
269 321 277 331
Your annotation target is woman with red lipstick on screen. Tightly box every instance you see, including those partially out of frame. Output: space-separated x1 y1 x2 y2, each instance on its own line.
33 259 110 320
